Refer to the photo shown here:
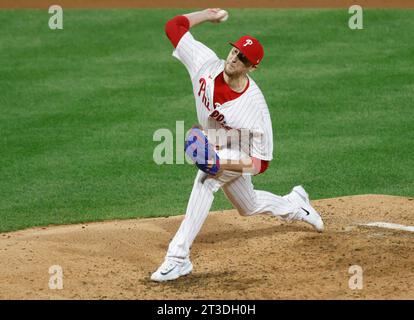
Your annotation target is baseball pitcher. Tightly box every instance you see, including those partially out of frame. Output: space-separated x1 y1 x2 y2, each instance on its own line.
151 8 324 282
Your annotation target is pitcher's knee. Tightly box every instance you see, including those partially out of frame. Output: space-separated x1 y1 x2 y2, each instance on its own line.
203 178 221 193
236 205 257 217
237 209 250 216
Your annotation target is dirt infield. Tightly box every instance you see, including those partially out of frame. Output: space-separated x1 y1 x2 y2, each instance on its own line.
1 194 413 299
1 0 413 8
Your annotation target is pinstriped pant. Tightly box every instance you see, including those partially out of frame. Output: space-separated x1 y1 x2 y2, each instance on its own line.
166 170 297 262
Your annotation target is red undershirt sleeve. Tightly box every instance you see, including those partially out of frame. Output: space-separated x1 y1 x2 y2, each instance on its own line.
252 157 270 175
165 15 190 48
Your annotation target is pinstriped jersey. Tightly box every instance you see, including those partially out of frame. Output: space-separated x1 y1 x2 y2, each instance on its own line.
172 32 274 161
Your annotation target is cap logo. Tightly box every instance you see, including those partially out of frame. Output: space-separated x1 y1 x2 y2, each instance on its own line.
243 39 253 47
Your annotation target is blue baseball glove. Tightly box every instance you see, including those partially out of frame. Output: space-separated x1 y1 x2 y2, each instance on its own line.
184 126 220 175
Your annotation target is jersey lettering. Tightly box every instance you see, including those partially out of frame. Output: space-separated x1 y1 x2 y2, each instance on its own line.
210 109 231 130
198 78 210 111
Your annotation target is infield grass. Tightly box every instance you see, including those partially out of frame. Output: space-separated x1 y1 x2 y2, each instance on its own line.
0 9 413 232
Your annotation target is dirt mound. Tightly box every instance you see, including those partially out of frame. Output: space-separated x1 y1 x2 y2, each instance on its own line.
0 194 413 299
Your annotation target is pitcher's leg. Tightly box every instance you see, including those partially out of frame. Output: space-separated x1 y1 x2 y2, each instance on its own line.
222 174 294 218
222 175 324 231
166 170 236 262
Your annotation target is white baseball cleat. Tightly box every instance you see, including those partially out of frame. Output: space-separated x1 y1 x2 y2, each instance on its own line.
150 259 193 282
285 185 324 232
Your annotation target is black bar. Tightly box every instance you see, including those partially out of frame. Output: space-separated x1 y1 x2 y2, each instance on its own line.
1 300 413 319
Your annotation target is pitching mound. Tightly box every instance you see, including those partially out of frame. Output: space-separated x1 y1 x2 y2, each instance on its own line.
0 194 413 299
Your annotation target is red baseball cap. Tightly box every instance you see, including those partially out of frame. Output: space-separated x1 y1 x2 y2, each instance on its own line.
230 35 264 66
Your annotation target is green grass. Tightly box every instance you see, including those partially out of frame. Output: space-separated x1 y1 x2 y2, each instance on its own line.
0 9 413 232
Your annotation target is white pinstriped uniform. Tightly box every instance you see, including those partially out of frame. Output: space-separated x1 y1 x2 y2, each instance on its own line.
166 32 299 262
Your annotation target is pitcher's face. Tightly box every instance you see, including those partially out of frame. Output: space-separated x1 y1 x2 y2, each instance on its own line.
224 47 255 77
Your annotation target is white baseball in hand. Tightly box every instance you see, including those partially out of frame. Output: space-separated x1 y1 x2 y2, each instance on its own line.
217 10 229 22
